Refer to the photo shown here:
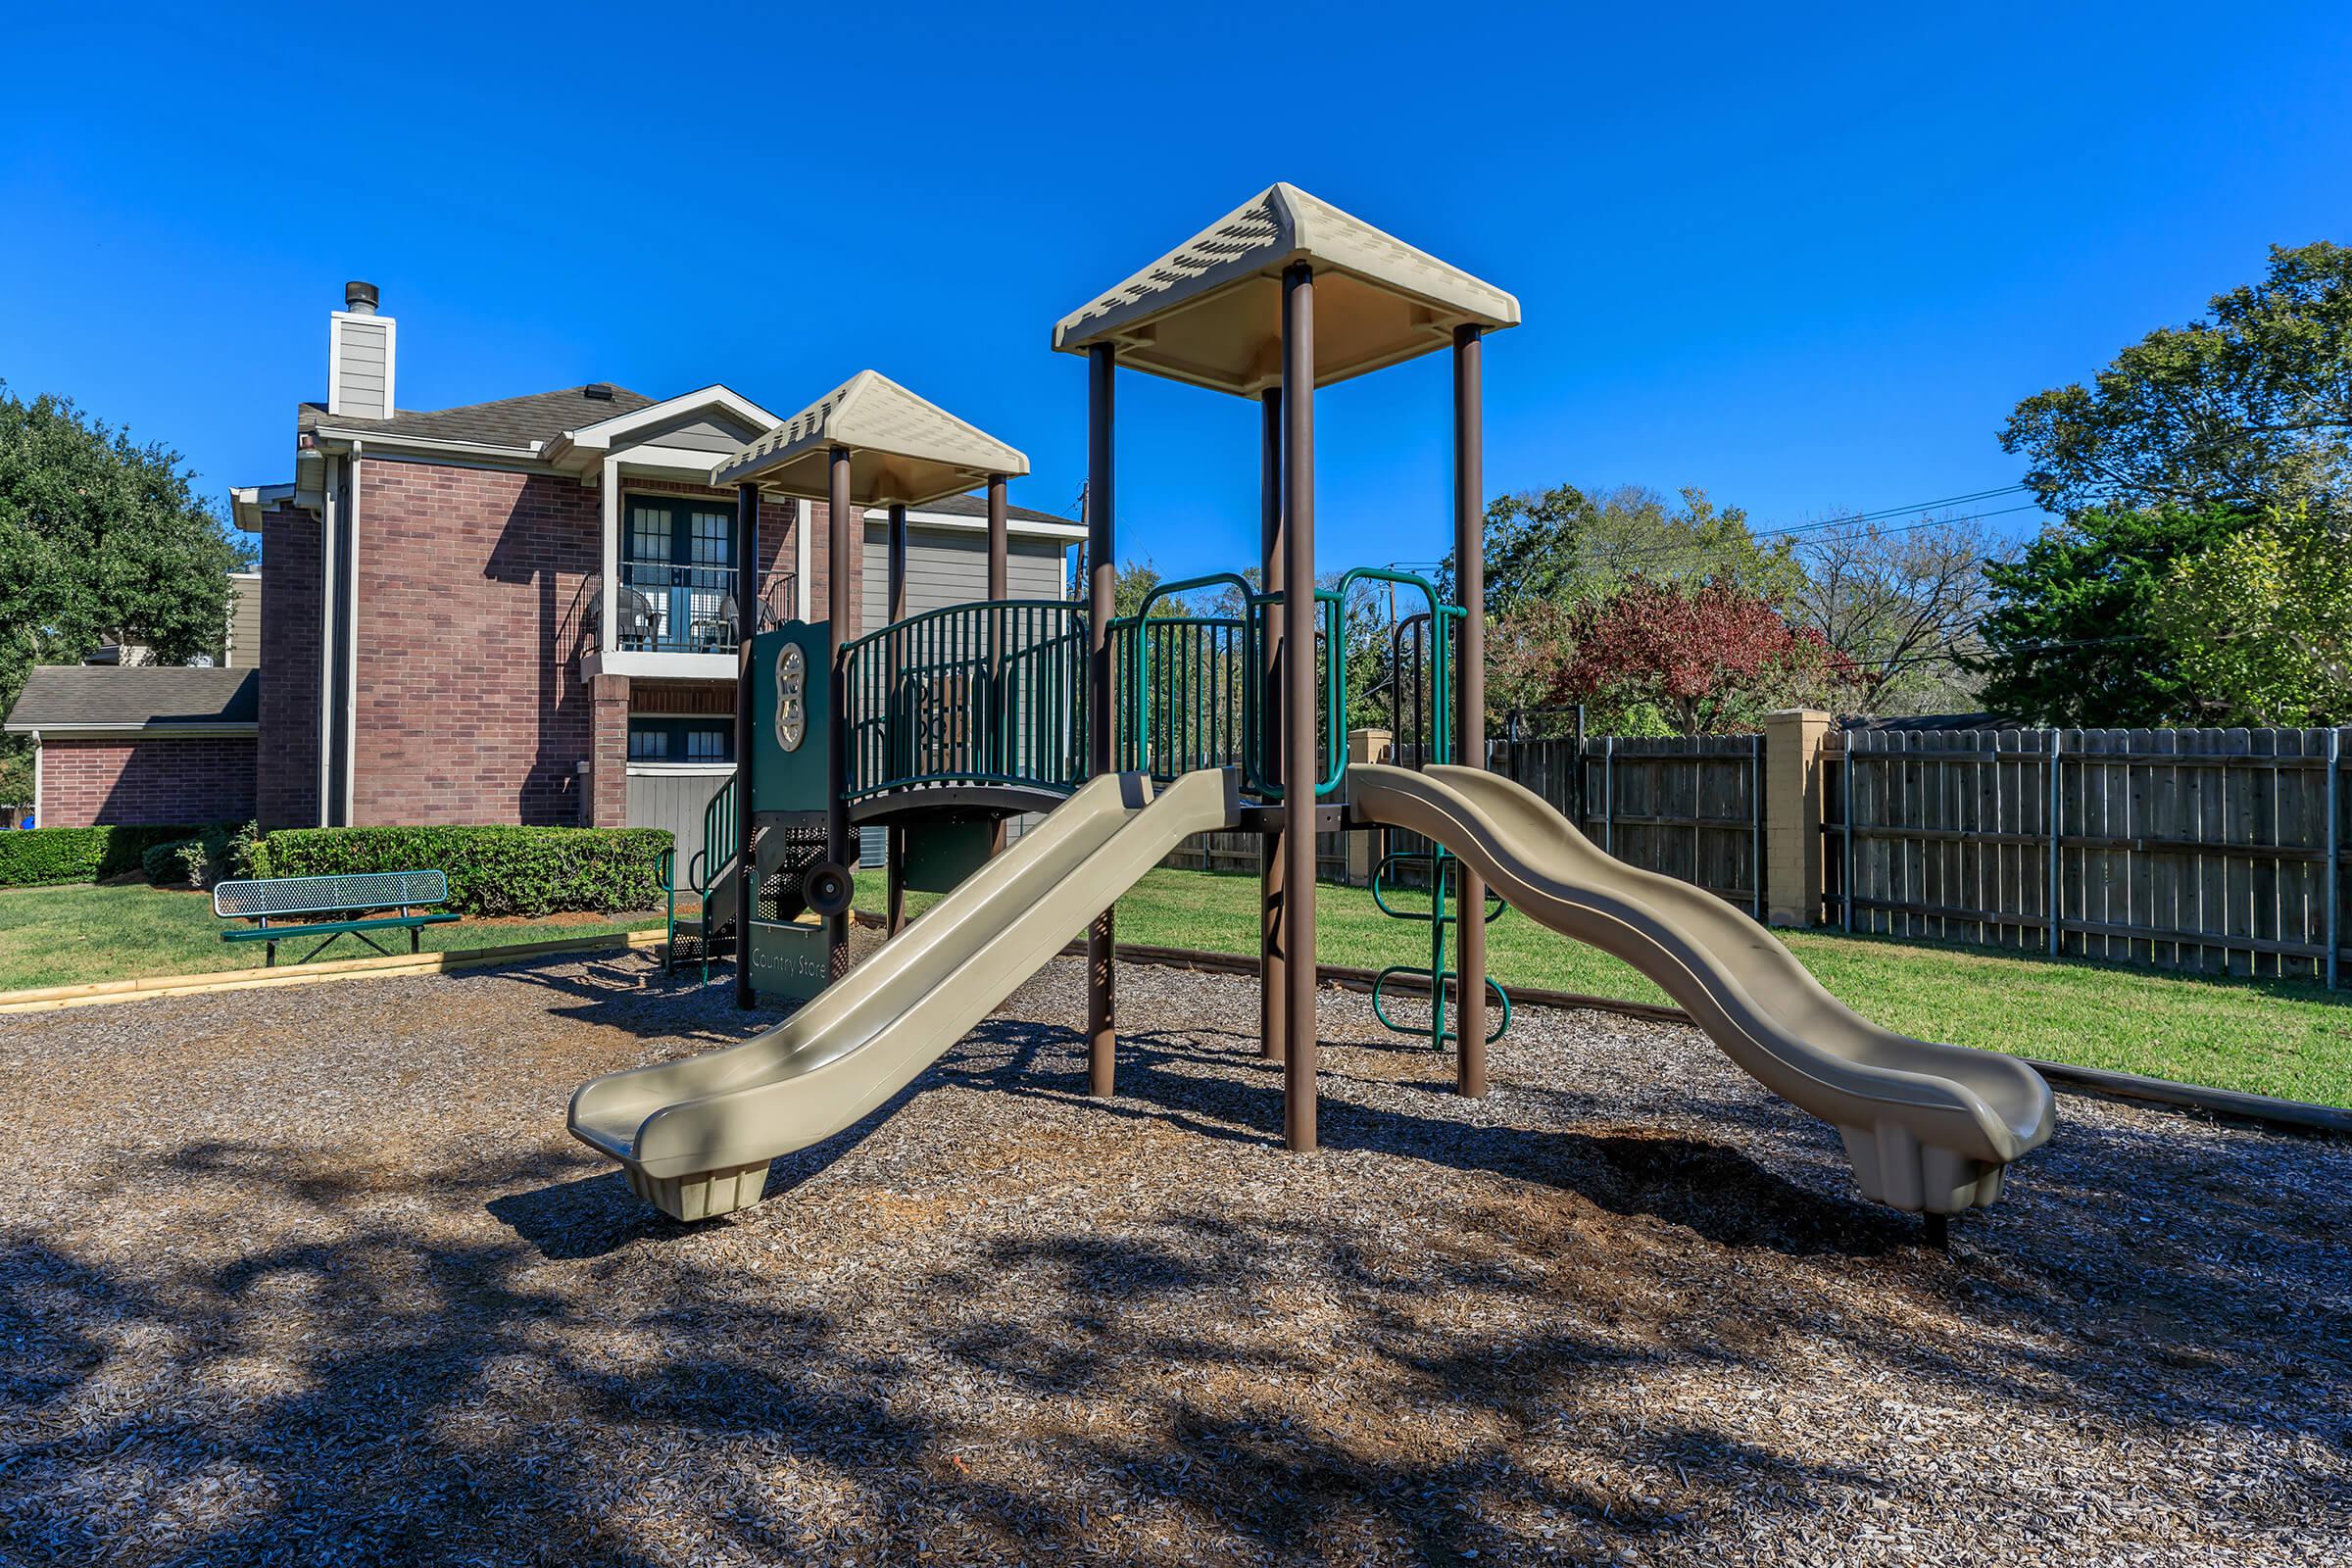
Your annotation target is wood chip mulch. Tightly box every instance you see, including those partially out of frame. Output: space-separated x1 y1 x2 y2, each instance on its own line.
1 942 2345 1566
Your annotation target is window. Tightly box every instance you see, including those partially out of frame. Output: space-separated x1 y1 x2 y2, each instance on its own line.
627 717 734 764
621 497 738 653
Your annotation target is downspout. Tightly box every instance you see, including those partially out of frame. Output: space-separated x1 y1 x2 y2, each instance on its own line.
28 729 40 827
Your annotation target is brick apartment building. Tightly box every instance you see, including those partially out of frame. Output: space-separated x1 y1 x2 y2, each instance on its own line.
9 283 1077 853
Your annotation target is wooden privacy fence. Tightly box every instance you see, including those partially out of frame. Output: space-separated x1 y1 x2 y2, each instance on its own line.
1827 726 2347 984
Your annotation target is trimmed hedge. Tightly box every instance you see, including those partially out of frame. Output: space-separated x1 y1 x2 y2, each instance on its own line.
250 825 672 916
0 824 223 888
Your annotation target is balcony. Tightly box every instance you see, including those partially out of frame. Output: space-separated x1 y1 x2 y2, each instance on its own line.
581 565 797 681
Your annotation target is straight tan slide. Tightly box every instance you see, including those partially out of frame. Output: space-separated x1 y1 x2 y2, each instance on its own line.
571 768 1242 1220
1348 763 2055 1213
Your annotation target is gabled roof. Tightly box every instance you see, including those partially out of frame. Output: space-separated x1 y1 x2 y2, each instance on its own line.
711 370 1029 508
301 385 656 451
1052 182 1520 396
5 666 260 734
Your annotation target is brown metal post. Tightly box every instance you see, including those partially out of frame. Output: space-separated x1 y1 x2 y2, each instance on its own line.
734 482 760 1009
986 473 1009 858
1086 344 1117 1097
825 445 854 979
1452 325 1489 1097
1256 385 1286 1063
1280 264 1317 1151
885 502 908 935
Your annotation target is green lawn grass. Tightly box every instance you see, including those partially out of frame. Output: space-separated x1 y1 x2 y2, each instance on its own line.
0 880 667 993
857 864 2352 1108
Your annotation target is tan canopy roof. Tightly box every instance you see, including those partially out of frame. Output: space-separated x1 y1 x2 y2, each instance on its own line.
711 370 1028 507
1052 182 1520 397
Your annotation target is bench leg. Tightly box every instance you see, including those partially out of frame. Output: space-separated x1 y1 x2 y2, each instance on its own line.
266 940 276 968
411 926 422 955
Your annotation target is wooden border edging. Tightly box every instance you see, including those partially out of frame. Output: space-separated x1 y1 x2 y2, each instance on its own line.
0 928 667 1015
1034 933 2352 1137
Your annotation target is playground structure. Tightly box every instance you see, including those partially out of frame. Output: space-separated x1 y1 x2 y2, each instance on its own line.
571 184 2055 1227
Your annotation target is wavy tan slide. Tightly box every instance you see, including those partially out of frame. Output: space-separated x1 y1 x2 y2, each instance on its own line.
1349 763 2055 1214
571 768 1242 1220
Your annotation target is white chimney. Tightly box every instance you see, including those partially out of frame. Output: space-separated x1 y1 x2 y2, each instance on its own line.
327 280 396 419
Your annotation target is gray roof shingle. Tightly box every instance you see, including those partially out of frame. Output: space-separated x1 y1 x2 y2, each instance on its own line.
299 385 654 450
894 492 1077 528
5 666 261 731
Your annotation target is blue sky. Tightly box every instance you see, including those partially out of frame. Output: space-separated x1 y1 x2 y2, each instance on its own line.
4 3 2347 580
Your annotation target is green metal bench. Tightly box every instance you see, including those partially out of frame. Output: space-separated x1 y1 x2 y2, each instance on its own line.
214 869 460 966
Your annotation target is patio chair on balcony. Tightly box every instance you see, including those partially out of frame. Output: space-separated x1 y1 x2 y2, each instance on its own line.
693 595 741 654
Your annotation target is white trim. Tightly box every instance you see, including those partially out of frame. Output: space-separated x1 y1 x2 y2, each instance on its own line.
580 649 739 681
28 730 40 826
228 483 298 533
326 311 397 418
624 761 736 779
600 457 620 657
14 723 260 739
859 505 1086 541
558 384 778 451
309 426 541 461
318 457 338 823
795 498 812 619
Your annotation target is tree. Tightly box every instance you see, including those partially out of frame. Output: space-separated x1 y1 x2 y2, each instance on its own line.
1792 513 2005 714
1999 242 2352 518
1517 576 1854 736
1446 483 1802 614
1968 505 2248 726
2154 506 2352 724
0 385 250 803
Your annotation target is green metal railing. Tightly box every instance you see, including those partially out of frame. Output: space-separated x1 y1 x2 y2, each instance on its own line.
840 600 1089 800
1106 574 1347 800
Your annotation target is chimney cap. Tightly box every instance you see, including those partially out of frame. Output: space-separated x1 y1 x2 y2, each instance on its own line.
343 280 380 315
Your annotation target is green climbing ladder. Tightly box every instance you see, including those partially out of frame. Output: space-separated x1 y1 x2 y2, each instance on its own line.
1364 599 1510 1051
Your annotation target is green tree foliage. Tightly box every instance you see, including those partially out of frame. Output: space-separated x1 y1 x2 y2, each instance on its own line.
2153 507 2352 724
1449 483 1802 613
0 384 251 803
1970 505 2250 725
1999 242 2352 518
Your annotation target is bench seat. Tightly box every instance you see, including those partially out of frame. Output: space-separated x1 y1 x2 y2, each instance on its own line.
214 870 456 965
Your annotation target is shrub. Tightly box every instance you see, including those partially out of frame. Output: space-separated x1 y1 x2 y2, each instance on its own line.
139 822 250 890
252 825 671 916
0 823 221 888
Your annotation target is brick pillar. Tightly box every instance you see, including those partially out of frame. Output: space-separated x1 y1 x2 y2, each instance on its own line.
588 673 631 828
1346 727 1393 886
1764 709 1833 927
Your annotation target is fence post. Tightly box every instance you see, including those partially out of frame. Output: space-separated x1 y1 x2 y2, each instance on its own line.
1573 704 1587 825
1841 735 1855 933
1346 727 1393 886
1751 732 1764 919
1602 735 1615 855
2046 730 2063 958
2329 726 2341 990
1762 710 1831 928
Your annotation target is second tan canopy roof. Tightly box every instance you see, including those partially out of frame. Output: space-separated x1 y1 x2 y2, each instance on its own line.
711 370 1029 509
1053 182 1520 397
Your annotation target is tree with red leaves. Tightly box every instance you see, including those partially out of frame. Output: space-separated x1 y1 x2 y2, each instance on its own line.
1499 577 1855 735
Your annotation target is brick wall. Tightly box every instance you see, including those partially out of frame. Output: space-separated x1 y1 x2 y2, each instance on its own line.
257 504 321 828
39 737 259 827
345 461 819 827
348 460 599 825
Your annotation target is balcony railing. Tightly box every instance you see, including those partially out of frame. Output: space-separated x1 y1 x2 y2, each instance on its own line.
586 565 798 658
